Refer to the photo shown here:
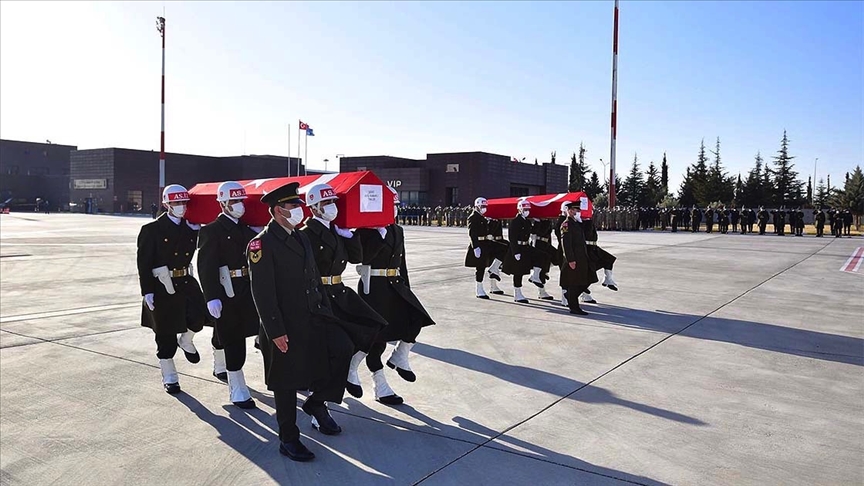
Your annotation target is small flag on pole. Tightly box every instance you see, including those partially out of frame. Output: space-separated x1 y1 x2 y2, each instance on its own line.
306 128 315 136
511 157 519 163
299 120 309 130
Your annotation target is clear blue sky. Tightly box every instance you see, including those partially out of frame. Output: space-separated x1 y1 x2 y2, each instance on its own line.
1 1 861 192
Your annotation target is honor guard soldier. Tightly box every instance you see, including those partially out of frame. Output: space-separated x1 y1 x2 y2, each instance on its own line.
247 182 354 462
484 217 507 295
559 202 598 315
690 206 702 233
501 199 534 303
554 202 570 306
581 202 618 298
527 217 556 300
794 207 805 236
354 187 436 405
137 184 207 394
814 207 826 237
196 181 259 409
758 206 770 234
299 183 388 401
464 197 494 299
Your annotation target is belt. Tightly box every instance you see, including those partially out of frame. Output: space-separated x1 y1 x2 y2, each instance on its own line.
320 275 343 285
229 267 249 278
538 237 550 243
516 241 529 245
494 236 504 240
586 241 597 246
170 267 191 278
477 236 492 241
370 268 399 277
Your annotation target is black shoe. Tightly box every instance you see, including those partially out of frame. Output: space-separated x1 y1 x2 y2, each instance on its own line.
569 308 589 316
302 401 342 435
540 295 555 300
280 439 315 462
386 361 416 382
487 271 501 281
529 279 543 288
491 290 505 295
376 393 404 406
213 371 228 381
164 382 181 394
346 381 363 399
180 349 200 364
233 398 256 409
476 294 490 300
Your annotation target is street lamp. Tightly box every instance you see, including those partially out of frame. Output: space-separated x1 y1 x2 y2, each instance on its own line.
599 158 608 185
323 158 329 172
813 157 818 204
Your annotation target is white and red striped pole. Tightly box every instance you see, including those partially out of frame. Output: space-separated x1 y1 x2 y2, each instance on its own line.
157 16 166 199
608 0 619 209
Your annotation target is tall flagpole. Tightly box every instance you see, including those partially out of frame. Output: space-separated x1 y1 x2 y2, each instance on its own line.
608 0 619 209
297 120 302 177
287 123 292 177
304 129 308 176
156 16 166 200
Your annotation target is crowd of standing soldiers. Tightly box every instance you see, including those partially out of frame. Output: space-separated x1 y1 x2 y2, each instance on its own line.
396 205 475 227
590 205 855 237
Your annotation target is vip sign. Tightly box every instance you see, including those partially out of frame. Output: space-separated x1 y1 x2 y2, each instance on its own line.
387 180 402 188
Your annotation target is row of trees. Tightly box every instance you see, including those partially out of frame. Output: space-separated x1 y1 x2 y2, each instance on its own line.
564 131 864 215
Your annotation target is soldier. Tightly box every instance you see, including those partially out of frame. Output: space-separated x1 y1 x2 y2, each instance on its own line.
581 203 619 296
299 183 388 402
247 181 354 461
554 202 570 306
690 205 702 233
717 206 729 234
559 202 598 315
196 181 259 408
670 206 679 233
730 207 739 233
465 197 493 299
814 207 826 237
843 209 853 236
150 202 158 219
484 217 507 296
354 187 436 405
527 217 556 300
795 207 805 236
758 206 769 235
136 184 206 394
501 199 534 303
705 207 715 233
777 206 787 236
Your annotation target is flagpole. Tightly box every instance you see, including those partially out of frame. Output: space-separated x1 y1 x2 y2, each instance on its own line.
608 0 619 209
287 123 292 177
304 129 308 176
297 120 301 177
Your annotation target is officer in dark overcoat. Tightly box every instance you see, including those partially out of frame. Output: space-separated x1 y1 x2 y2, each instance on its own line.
137 184 206 394
197 181 259 409
247 181 354 462
814 207 826 237
299 183 387 400
559 202 598 315
501 199 534 303
354 187 435 405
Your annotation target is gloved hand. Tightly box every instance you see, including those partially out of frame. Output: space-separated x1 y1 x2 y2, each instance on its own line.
514 254 521 261
376 227 387 239
334 224 354 239
207 299 222 319
473 247 481 258
529 234 537 244
144 293 155 311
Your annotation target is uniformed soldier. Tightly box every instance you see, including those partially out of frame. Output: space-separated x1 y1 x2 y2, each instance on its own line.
247 181 354 462
501 199 534 303
843 209 853 236
465 197 493 299
581 204 618 295
196 181 259 408
794 207 805 236
670 206 679 233
484 218 507 296
300 183 388 401
354 187 436 405
777 206 787 236
718 206 729 234
527 218 556 300
137 184 207 394
739 207 750 234
691 205 702 233
730 207 740 233
814 207 826 237
705 207 715 233
758 206 769 234
559 202 598 315
554 202 570 306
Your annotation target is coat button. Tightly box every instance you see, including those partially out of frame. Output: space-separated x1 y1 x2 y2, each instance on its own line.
306 290 309 294
185 252 189 256
174 252 178 256
164 238 168 242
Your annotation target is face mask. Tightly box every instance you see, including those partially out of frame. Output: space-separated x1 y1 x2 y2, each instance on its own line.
521 209 530 218
227 202 245 219
478 207 487 215
320 203 338 222
286 207 305 226
171 204 187 218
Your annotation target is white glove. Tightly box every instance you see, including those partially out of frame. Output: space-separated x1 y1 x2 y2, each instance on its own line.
207 299 222 319
473 247 481 258
529 234 537 244
144 293 155 311
514 254 521 261
376 227 387 239
334 224 354 239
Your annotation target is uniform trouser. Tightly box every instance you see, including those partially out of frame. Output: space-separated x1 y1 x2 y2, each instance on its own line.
567 286 588 312
475 267 485 283
366 322 422 372
816 225 823 236
513 274 525 288
274 387 339 444
211 332 247 372
155 332 180 359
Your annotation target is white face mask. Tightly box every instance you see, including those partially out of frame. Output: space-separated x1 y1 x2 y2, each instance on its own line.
170 204 187 218
320 203 338 222
478 207 487 215
285 206 305 227
521 209 530 218
226 202 245 219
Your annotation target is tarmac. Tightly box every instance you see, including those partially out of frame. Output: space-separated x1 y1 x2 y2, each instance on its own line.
1 213 862 486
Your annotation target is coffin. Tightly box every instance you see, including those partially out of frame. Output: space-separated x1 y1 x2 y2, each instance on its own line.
187 171 395 228
484 192 594 220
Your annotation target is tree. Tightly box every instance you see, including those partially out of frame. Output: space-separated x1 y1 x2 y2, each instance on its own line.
550 151 557 165
585 171 603 200
806 177 813 206
621 153 645 207
644 160 661 205
534 157 538 165
691 139 710 205
678 167 696 208
660 152 669 198
831 166 864 222
815 178 828 207
705 137 735 204
769 130 804 207
734 174 744 206
742 152 767 207
568 144 589 192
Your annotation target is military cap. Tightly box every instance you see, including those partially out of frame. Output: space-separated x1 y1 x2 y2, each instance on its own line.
261 181 303 207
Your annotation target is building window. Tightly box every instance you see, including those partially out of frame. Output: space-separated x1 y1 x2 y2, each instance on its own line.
418 191 428 205
510 186 529 197
127 190 143 211
446 163 459 173
446 187 459 206
28 167 50 176
6 165 19 175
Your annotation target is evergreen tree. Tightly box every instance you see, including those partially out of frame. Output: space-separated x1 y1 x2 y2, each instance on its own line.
678 167 696 208
832 166 864 219
534 157 538 165
568 144 590 192
550 151 557 165
660 152 669 197
743 152 766 207
644 160 661 205
769 130 804 207
762 155 775 206
691 139 710 205
734 174 744 206
621 153 645 207
705 137 735 204
585 171 603 200
815 178 828 207
568 152 578 191
806 176 813 206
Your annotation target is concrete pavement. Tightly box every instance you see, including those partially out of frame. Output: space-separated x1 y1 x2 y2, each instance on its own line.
1 213 862 485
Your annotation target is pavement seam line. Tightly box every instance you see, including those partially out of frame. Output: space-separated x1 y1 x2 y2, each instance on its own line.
413 237 836 486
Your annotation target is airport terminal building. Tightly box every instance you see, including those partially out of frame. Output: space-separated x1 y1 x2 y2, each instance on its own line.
340 152 568 207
